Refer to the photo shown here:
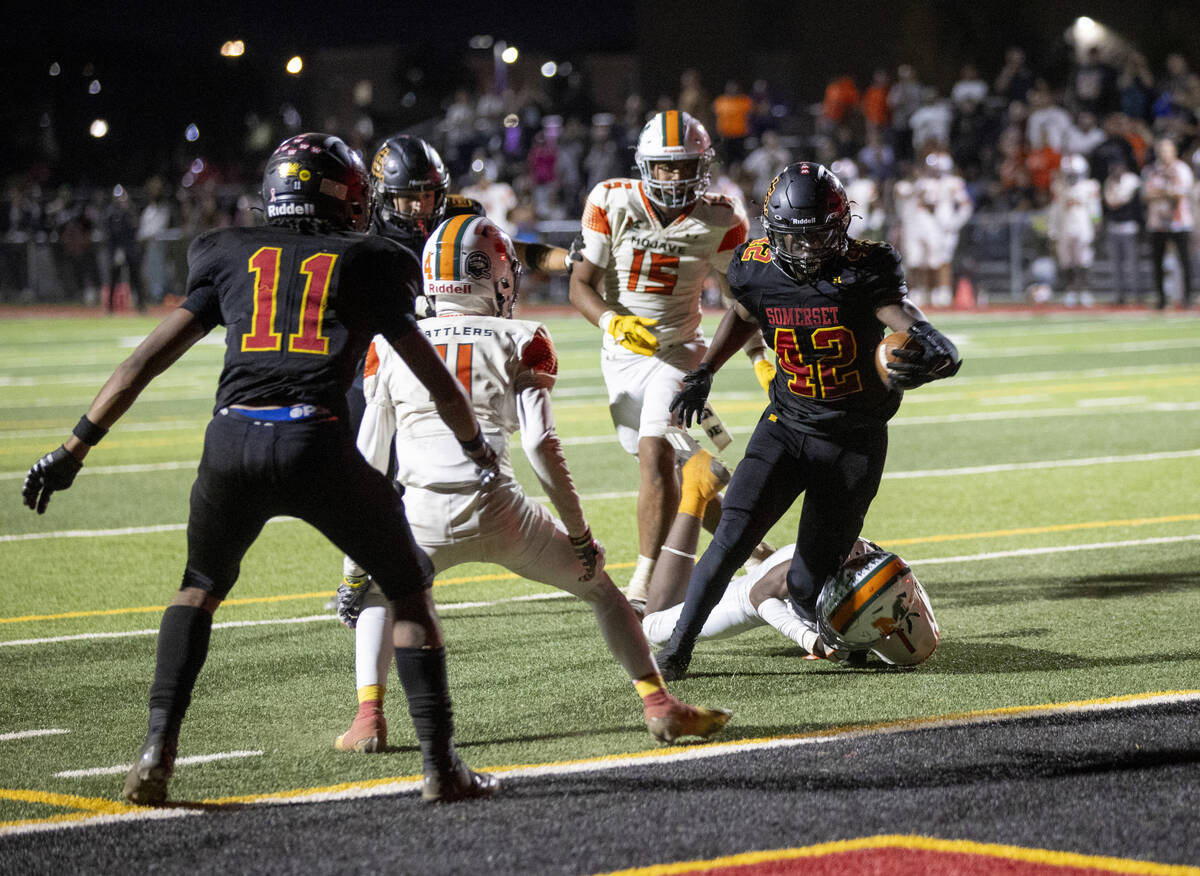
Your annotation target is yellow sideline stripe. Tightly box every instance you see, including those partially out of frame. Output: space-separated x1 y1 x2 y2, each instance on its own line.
2 690 1197 834
885 513 1200 547
592 834 1200 876
2 512 1193 625
0 564 635 625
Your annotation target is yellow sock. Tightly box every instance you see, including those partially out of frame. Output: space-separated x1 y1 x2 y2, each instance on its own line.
634 672 667 700
679 450 722 518
357 684 384 705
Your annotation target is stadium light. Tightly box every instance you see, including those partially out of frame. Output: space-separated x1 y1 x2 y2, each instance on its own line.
49 62 60 76
88 79 101 94
185 123 199 142
469 35 494 49
540 61 557 78
220 40 245 57
501 46 519 64
89 119 108 138
286 56 303 75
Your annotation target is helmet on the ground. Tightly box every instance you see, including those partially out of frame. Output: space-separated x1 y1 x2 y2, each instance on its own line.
262 133 370 231
421 215 521 318
370 135 450 239
634 111 714 209
816 548 939 666
762 161 850 279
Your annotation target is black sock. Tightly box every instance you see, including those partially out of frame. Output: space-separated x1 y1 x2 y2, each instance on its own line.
394 646 456 775
146 605 213 740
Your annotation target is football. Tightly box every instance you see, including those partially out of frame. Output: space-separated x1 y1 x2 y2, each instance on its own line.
875 331 924 388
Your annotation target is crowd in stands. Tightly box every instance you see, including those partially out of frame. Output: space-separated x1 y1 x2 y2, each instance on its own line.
4 39 1199 307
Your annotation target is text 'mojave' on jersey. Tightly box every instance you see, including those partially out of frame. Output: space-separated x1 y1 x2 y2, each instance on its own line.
579 178 748 348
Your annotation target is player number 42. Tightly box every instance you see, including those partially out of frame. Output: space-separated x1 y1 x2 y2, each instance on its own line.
241 247 337 355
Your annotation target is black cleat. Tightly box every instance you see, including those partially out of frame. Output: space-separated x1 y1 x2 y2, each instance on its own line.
122 734 177 806
422 758 500 804
657 647 691 682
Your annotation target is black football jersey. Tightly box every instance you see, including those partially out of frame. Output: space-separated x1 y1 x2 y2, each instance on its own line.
728 237 908 436
182 225 421 419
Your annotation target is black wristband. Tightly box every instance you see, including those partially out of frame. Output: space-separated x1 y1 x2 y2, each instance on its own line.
458 429 485 454
72 415 108 446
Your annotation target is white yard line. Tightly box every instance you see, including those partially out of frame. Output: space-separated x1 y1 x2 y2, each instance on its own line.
3 449 1195 541
54 750 262 778
0 729 70 742
1 536 1195 649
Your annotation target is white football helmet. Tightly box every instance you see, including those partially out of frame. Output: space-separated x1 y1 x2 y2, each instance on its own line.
634 110 714 209
421 215 521 318
816 547 940 666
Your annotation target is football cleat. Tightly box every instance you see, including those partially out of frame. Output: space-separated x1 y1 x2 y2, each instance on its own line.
122 733 177 806
335 703 387 753
655 646 691 682
422 758 500 803
644 694 732 744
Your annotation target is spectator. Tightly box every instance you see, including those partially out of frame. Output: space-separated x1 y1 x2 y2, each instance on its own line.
1102 158 1144 305
742 129 792 200
950 63 989 111
857 127 896 182
1027 84 1074 153
1026 131 1063 208
137 176 174 305
1118 53 1156 124
1090 113 1139 181
995 46 1036 104
678 68 712 131
712 80 754 163
1142 137 1194 308
582 114 626 193
888 64 924 161
103 186 144 312
833 158 885 241
1154 53 1200 124
909 87 953 153
1047 154 1101 306
861 68 891 132
950 94 995 180
526 129 559 217
748 79 784 137
821 73 860 129
1064 111 1106 160
1071 46 1119 116
460 166 518 235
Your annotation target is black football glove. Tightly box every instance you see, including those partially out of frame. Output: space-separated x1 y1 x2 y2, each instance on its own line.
336 574 371 628
568 527 605 582
669 363 715 428
22 445 82 514
565 233 585 277
459 431 500 488
887 320 962 389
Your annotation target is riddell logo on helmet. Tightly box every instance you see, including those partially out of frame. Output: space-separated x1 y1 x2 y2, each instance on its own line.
427 280 472 294
266 202 315 217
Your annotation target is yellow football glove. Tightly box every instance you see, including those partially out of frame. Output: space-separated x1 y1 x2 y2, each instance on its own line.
753 358 776 394
601 311 659 356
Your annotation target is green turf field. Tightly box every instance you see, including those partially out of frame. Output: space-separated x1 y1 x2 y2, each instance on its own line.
1 308 1197 826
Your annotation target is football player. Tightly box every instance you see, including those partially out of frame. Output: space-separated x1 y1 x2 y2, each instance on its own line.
333 215 731 752
349 134 571 433
893 149 973 307
640 455 938 666
21 133 501 805
654 161 961 680
568 110 775 613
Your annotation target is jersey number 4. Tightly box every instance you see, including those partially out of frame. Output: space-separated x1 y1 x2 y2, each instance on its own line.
773 326 863 399
241 247 337 355
627 248 679 295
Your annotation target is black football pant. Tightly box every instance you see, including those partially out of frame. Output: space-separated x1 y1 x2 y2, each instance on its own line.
663 411 887 658
182 409 432 600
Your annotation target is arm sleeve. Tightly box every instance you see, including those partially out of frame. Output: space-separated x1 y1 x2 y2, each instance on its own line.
579 183 614 268
516 385 587 536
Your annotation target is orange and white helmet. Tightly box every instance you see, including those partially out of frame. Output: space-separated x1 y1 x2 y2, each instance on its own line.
816 545 940 667
634 110 714 208
421 215 522 318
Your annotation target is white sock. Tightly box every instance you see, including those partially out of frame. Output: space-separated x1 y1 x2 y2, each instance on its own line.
354 587 392 688
757 597 821 654
625 554 656 603
641 576 762 647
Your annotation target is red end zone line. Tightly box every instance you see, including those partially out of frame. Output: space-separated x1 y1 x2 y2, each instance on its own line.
595 834 1200 876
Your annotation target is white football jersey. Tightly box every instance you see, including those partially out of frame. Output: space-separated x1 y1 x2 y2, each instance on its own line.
359 315 557 490
580 179 748 348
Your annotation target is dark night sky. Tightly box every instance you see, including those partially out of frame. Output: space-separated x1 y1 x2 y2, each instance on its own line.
6 1 1200 185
